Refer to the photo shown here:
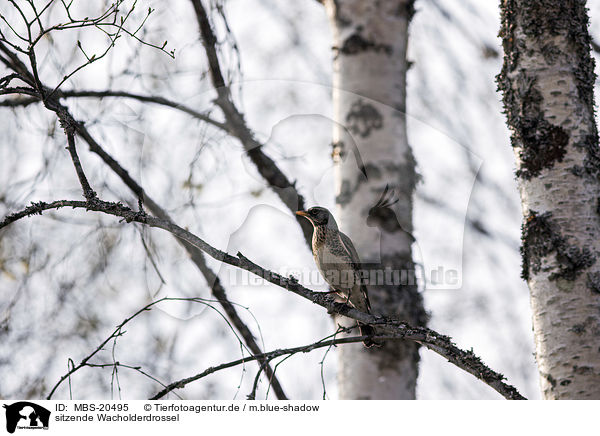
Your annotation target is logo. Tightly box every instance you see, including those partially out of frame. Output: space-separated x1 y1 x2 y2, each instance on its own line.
2 402 50 433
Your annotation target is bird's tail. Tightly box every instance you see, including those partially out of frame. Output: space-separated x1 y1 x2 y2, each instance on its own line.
359 322 383 348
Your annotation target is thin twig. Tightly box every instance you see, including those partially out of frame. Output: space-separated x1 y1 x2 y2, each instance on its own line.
59 89 227 130
150 334 386 400
45 295 232 399
61 116 97 200
85 362 182 400
46 293 169 399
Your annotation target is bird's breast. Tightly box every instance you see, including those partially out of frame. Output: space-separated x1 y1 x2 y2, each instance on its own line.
314 246 357 293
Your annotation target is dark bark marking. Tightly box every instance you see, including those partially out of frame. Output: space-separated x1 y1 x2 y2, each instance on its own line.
331 140 345 160
499 0 596 115
397 0 416 20
345 99 383 138
365 183 415 238
367 201 402 233
545 372 557 389
374 254 427 327
504 79 569 180
331 0 352 27
335 161 415 210
521 210 596 281
339 29 392 56
336 179 353 206
516 1 596 110
570 165 585 177
573 365 593 375
498 36 570 180
586 272 600 294
362 162 382 180
540 43 561 64
515 120 568 179
498 0 599 180
574 134 600 181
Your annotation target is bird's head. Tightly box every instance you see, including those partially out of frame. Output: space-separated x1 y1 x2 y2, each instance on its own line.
296 206 336 228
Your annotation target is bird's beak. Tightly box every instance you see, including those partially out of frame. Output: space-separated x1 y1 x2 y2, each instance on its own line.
296 210 309 218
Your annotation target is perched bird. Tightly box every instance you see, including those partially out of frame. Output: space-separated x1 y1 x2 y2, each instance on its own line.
296 206 381 347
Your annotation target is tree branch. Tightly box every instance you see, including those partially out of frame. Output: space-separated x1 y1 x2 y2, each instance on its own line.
46 295 255 400
46 294 174 399
58 89 228 131
3 1 314 246
0 35 290 399
60 114 97 201
150 333 392 400
190 0 313 245
0 83 308 246
0 89 228 131
0 95 38 106
1 198 526 400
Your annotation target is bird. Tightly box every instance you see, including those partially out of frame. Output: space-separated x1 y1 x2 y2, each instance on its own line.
296 206 381 347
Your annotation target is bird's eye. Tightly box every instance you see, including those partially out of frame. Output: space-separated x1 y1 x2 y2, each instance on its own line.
310 209 317 216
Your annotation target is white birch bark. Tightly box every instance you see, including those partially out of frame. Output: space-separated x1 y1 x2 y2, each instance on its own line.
323 0 426 399
498 0 600 398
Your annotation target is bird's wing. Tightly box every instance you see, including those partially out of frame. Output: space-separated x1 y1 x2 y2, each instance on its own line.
339 231 372 312
339 231 361 268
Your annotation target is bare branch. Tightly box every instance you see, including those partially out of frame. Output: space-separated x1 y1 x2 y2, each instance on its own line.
190 0 313 245
0 41 36 85
181 241 288 400
46 292 171 399
0 72 22 88
0 95 38 106
150 334 389 400
86 362 180 399
61 115 97 201
0 86 37 97
50 95 288 397
59 89 227 130
1 0 175 101
45 295 255 399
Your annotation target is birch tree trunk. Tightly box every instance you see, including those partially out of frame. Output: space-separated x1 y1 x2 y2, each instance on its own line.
323 0 426 399
498 0 600 399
